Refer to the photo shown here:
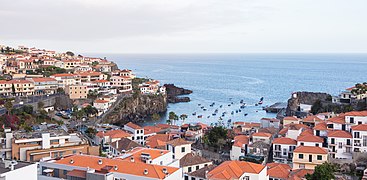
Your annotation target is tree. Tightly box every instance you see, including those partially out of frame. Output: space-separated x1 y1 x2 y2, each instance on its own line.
38 101 45 111
11 83 16 96
180 114 188 121
305 162 337 180
168 111 178 125
152 113 161 121
4 100 13 115
83 105 98 117
311 100 323 114
66 51 75 56
204 126 227 148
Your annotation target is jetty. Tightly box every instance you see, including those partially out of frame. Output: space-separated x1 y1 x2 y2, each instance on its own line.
263 102 287 113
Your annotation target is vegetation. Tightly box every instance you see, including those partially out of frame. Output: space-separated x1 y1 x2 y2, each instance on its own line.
203 126 228 149
180 114 188 121
35 66 67 77
66 51 75 56
351 82 367 95
311 100 323 114
166 111 178 125
305 162 337 180
151 113 161 121
132 77 149 90
85 127 97 138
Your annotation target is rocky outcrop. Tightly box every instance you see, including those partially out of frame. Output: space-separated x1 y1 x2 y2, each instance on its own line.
105 94 167 125
54 94 73 110
286 92 331 116
164 84 192 103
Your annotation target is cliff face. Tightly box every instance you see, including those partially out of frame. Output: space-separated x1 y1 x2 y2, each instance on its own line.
105 94 167 125
286 92 331 116
164 84 193 103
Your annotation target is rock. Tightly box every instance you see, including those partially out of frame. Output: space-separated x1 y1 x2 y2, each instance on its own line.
286 91 331 116
164 84 192 103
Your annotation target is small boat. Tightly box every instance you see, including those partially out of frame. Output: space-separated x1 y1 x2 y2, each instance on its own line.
203 108 207 111
201 106 205 109
244 113 248 116
255 104 258 106
235 110 238 113
192 112 196 116
219 105 223 108
239 109 242 112
198 104 201 106
210 104 214 107
231 102 234 104
222 114 225 117
240 100 244 103
240 105 246 109
207 115 210 118
219 117 223 120
197 115 203 118
227 119 232 123
228 104 231 107
212 113 216 116
214 109 218 113
231 111 234 115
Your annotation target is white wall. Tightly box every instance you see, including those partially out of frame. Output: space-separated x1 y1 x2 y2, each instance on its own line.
1 163 38 180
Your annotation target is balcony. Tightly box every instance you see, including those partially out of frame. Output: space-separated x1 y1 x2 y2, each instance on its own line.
354 143 361 147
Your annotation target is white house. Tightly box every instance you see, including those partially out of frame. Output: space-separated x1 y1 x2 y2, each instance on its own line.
230 135 249 160
166 138 192 160
297 134 324 147
327 130 353 159
351 124 367 153
260 118 280 129
0 160 37 180
273 137 297 164
124 122 145 145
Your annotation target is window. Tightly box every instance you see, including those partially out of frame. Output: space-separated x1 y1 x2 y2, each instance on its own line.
355 132 360 138
63 170 67 175
196 165 199 170
350 117 354 124
347 139 351 145
188 167 192 172
316 144 319 147
331 138 335 144
299 164 305 169
338 142 342 149
181 147 185 153
300 143 304 146
299 154 303 159
317 155 322 160
363 136 367 146
243 176 250 180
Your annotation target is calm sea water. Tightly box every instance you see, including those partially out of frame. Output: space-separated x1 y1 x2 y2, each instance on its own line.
91 53 367 126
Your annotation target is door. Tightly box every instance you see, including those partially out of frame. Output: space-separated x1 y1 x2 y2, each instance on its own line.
309 155 312 162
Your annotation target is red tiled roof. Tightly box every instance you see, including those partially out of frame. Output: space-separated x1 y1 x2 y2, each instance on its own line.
146 134 173 148
125 122 142 130
252 132 272 138
293 146 327 154
283 116 299 121
30 77 57 82
143 126 162 135
351 124 367 131
303 115 322 122
327 115 346 124
327 130 352 138
233 135 249 147
345 111 367 116
273 137 297 145
267 163 291 179
94 99 109 104
314 122 328 131
297 134 323 143
96 129 131 139
207 161 266 179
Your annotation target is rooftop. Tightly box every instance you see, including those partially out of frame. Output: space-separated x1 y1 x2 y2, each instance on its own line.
293 146 327 154
273 137 297 145
179 153 211 167
207 161 266 179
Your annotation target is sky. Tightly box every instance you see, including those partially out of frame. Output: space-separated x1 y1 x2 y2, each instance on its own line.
0 0 367 53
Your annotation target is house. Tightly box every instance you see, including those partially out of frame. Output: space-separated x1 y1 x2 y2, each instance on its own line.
301 115 323 127
109 138 142 156
39 154 182 180
27 77 58 95
207 160 268 180
280 123 309 140
230 135 250 160
252 132 272 144
50 73 81 88
124 122 145 145
9 130 98 162
186 165 216 180
0 160 37 180
351 124 367 152
292 146 328 170
345 110 367 125
327 130 353 159
139 80 160 94
283 116 300 126
166 138 192 160
180 153 212 173
110 76 132 93
272 137 297 164
314 122 328 137
0 79 35 96
146 134 174 149
260 118 280 129
266 163 291 180
94 129 132 145
65 84 88 99
117 147 177 167
297 134 324 147
94 99 110 115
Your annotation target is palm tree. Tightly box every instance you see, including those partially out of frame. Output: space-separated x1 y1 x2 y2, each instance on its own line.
180 114 188 121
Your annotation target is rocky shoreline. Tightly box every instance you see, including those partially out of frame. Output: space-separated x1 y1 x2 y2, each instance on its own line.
164 84 193 103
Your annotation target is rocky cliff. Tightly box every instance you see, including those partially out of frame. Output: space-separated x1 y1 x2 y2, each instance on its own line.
105 94 167 125
164 84 193 103
286 91 331 116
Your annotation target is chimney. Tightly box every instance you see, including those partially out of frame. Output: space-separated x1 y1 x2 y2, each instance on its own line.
98 159 102 165
205 170 209 179
162 168 167 174
70 159 74 164
116 140 119 149
144 169 148 175
130 157 134 162
114 165 118 170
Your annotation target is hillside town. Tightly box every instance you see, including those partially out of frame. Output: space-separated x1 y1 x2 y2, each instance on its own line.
0 45 367 180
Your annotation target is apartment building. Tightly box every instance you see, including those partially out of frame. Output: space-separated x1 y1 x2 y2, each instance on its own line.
297 134 324 147
65 84 88 99
39 154 182 180
94 129 132 145
351 124 367 152
117 147 177 167
180 153 212 174
260 118 280 129
166 138 192 160
283 116 300 126
267 163 292 180
110 76 132 93
230 135 249 160
108 138 142 156
123 122 145 145
50 73 81 88
252 132 272 144
328 130 353 159
9 130 98 162
75 71 108 83
27 77 58 95
0 160 38 180
292 146 328 170
273 137 297 164
0 79 35 96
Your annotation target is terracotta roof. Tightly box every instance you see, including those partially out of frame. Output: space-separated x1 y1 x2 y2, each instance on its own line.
267 163 291 179
119 147 170 163
279 128 288 135
351 124 367 131
297 134 323 143
93 79 110 83
94 99 109 104
252 132 272 138
345 111 367 116
314 122 328 131
146 134 173 149
261 118 280 122
125 122 142 130
30 77 57 82
327 115 346 124
0 79 33 84
288 169 314 180
283 116 299 121
51 73 76 77
96 129 132 139
155 124 180 129
143 126 162 135
180 153 211 167
54 155 179 179
273 137 297 145
327 130 352 138
207 161 266 179
303 115 322 122
286 123 309 130
233 135 250 147
293 146 327 154
110 138 142 152
299 129 314 137
166 138 192 146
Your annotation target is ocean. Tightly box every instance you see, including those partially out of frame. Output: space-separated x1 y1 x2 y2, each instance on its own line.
92 53 367 126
